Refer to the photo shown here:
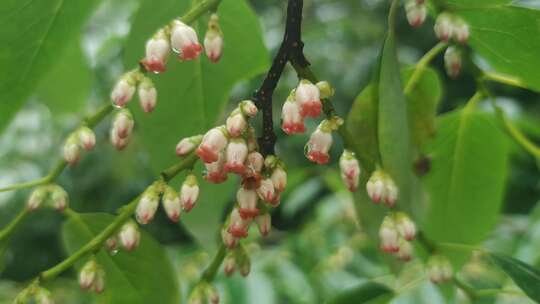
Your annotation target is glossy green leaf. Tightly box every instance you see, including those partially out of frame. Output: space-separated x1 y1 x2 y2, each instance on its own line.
62 213 180 304
423 108 510 267
328 282 394 304
0 0 102 132
442 0 540 91
490 253 540 302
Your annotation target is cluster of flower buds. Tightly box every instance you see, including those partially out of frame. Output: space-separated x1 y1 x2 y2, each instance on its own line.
110 109 134 150
405 0 427 28
14 286 54 304
223 245 251 277
378 212 417 261
444 46 462 79
78 259 106 293
26 184 69 212
434 13 470 44
366 169 398 207
204 14 224 63
281 80 334 135
339 150 361 192
188 282 220 304
111 71 157 112
62 126 96 165
305 116 343 165
427 255 454 283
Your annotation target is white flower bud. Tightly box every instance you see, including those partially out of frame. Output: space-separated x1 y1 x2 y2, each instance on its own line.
255 213 271 236
162 186 181 222
79 260 97 289
257 178 275 203
240 100 258 117
306 127 333 165
406 1 427 28
228 208 251 238
245 151 264 175
170 20 203 61
141 29 170 73
444 46 462 79
63 135 81 166
119 221 140 251
281 95 305 134
204 15 223 63
138 78 157 113
110 127 130 151
35 288 54 304
223 254 236 276
221 228 238 249
27 186 48 211
428 255 453 283
224 138 248 174
136 187 159 225
196 127 228 163
78 127 96 151
50 185 69 211
237 188 258 219
379 216 400 253
453 19 470 44
396 239 413 262
93 268 106 293
204 151 228 183
181 174 200 212
111 77 135 107
434 13 454 42
296 79 322 118
112 110 134 139
271 166 287 193
367 170 398 206
339 150 360 192
395 212 416 241
176 135 202 157
226 111 247 137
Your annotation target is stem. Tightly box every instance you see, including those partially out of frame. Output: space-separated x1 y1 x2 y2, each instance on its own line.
200 244 226 282
387 0 400 33
83 104 114 127
0 208 29 241
404 42 447 95
182 0 222 24
483 72 529 90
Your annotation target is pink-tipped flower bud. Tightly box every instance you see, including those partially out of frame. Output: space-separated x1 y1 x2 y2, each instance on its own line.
110 128 129 151
27 186 48 211
162 186 181 222
180 174 200 212
366 170 399 206
240 100 258 117
171 20 203 61
239 256 251 277
245 151 264 175
444 46 462 79
453 19 470 44
427 255 453 283
105 236 117 251
396 239 413 262
434 13 454 42
379 216 400 253
221 228 238 249
395 212 417 241
93 268 106 293
205 284 220 304
281 95 305 134
136 186 160 225
196 127 228 163
141 29 170 73
50 184 69 211
119 221 140 251
255 212 271 236
63 134 81 166
339 150 360 192
406 0 427 28
112 110 134 139
223 254 236 276
296 79 322 118
237 187 258 219
79 259 97 290
111 75 136 107
306 126 333 165
204 14 223 63
176 135 202 157
204 151 228 184
228 208 252 238
224 138 248 174
78 127 96 151
271 166 287 193
257 178 275 203
138 77 157 113
226 110 247 137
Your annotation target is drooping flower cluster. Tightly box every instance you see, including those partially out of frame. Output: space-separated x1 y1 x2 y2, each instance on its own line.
366 169 399 207
188 281 220 304
434 13 470 44
78 259 106 293
14 286 54 304
222 245 251 277
27 184 69 212
427 255 454 283
63 126 96 165
378 212 417 261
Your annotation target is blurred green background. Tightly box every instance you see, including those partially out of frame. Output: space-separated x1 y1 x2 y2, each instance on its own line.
0 0 539 303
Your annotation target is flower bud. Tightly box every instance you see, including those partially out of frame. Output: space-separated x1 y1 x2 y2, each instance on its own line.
255 212 271 236
181 174 200 212
396 239 413 262
237 187 259 219
281 95 305 134
226 111 247 137
105 236 117 251
204 151 228 183
79 259 97 289
221 228 238 249
406 0 427 28
366 170 399 206
245 151 264 175
238 255 251 277
223 253 236 276
224 138 248 174
141 29 170 73
228 208 251 238
176 135 202 156
93 269 106 293
434 13 454 42
27 186 48 211
395 212 416 241
112 110 134 139
162 186 181 222
316 81 334 99
111 75 136 107
35 288 54 304
427 255 453 283
379 216 400 253
119 221 140 251
110 127 130 150
50 185 69 211
138 77 157 113
240 100 258 117
339 150 360 192
196 127 228 163
270 165 287 194
205 283 220 304
296 79 322 117
269 192 281 207
63 135 81 166
136 186 160 225
257 178 275 203
444 46 462 79
246 127 258 152
453 19 470 44
78 127 96 151
306 126 333 165
204 14 224 63
170 20 203 61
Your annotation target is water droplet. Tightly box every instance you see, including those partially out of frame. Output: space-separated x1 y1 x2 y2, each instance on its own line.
112 102 123 109
110 249 119 256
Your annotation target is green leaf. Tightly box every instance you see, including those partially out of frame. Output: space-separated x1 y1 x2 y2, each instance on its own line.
423 108 510 267
328 282 394 304
123 0 268 250
490 253 540 302
442 1 540 91
0 0 102 132
62 213 180 304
